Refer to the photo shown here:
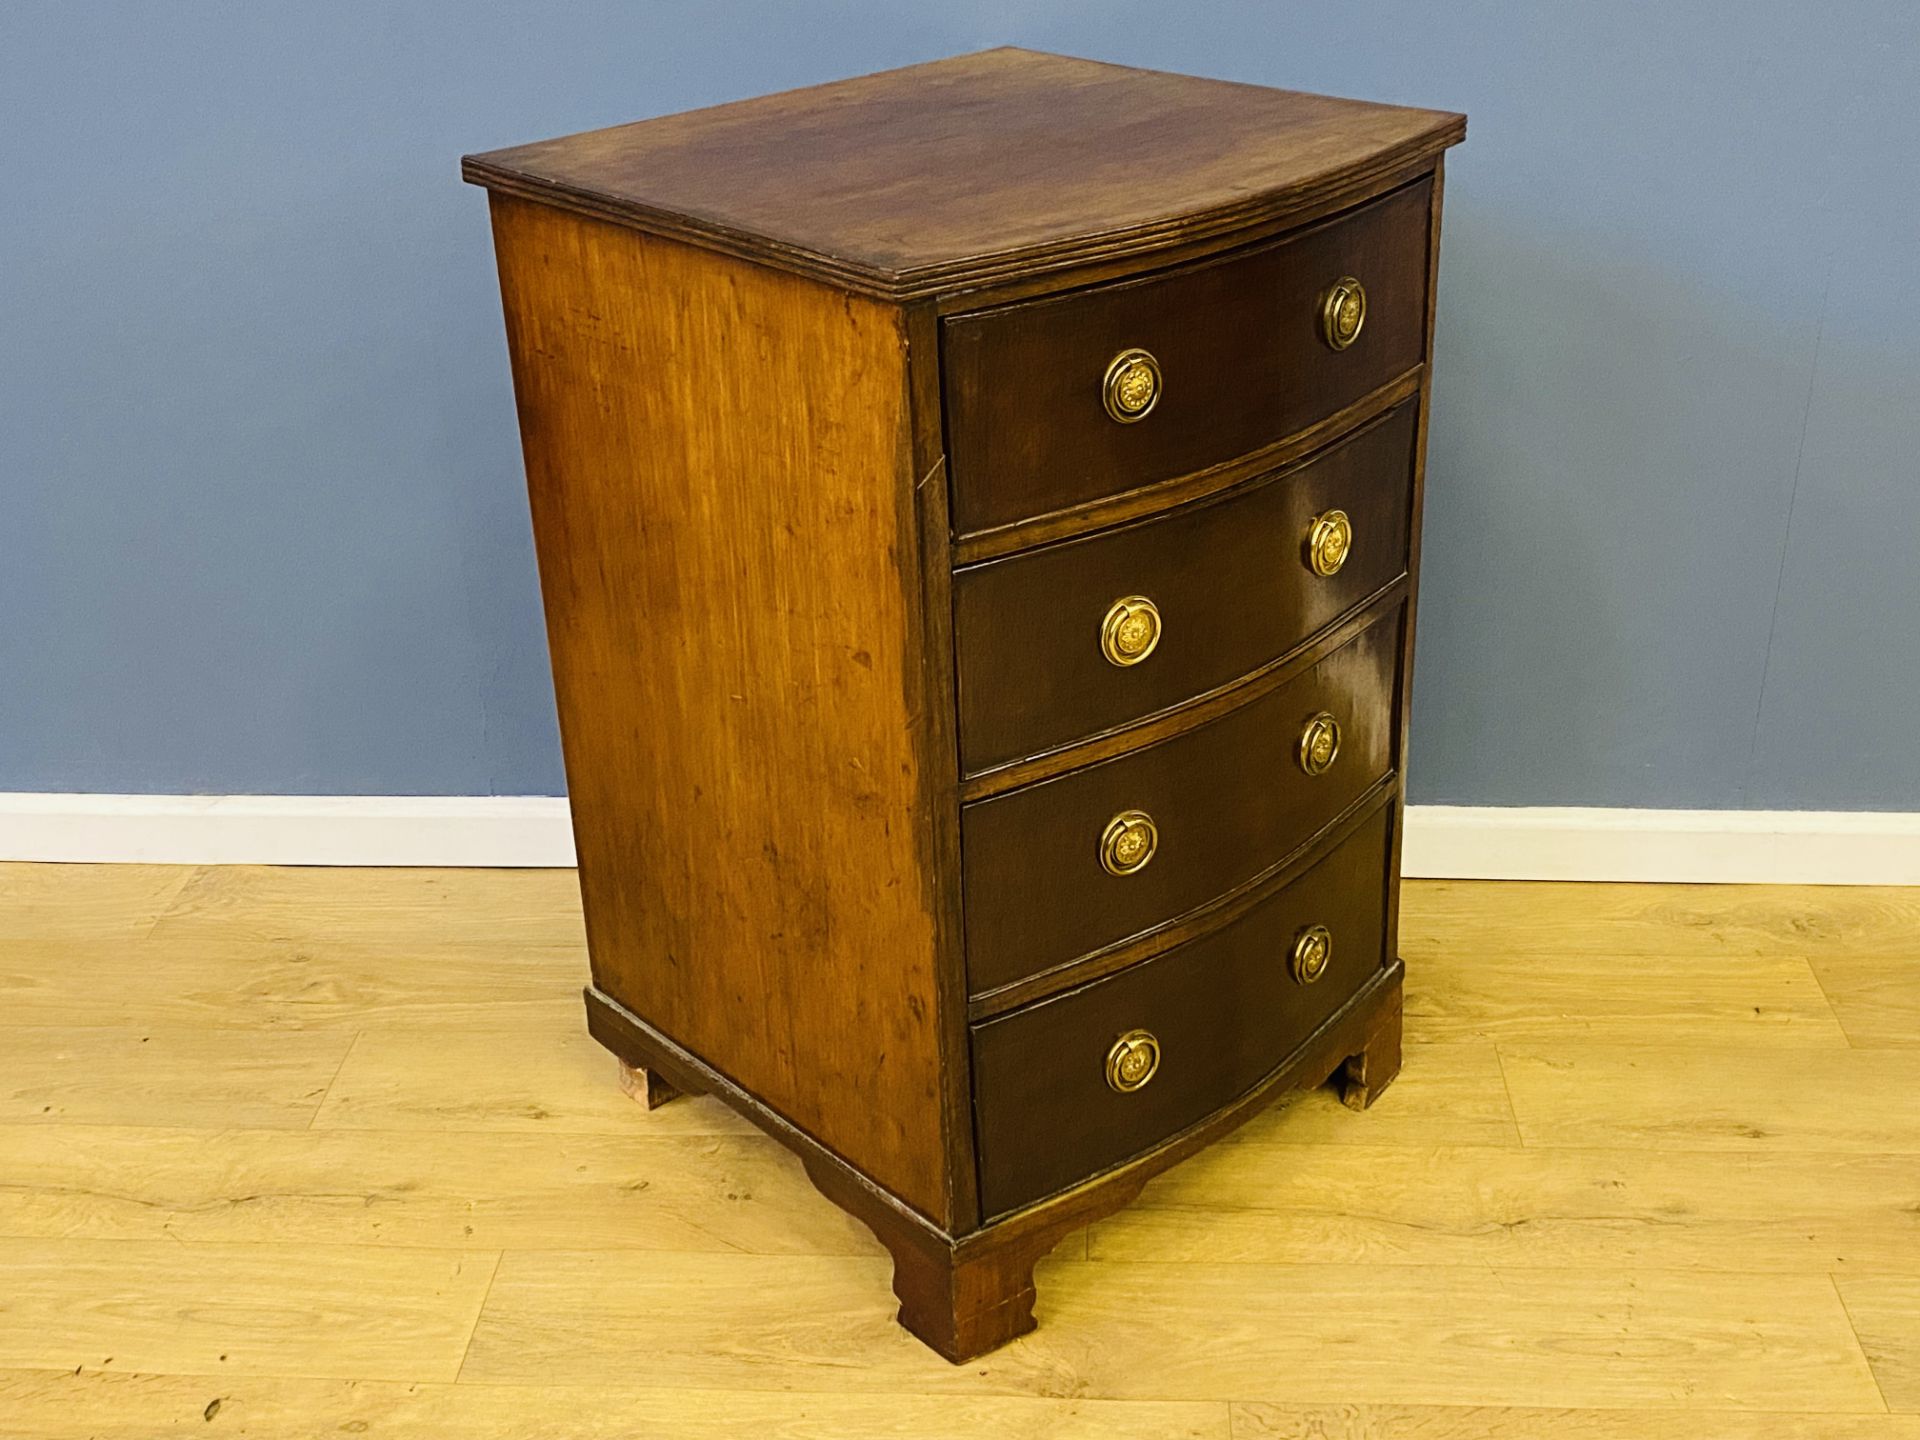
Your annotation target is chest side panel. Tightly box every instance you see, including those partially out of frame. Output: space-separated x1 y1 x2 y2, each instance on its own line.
488 196 950 1221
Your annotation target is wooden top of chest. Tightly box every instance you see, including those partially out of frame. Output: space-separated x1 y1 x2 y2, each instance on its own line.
462 47 1464 300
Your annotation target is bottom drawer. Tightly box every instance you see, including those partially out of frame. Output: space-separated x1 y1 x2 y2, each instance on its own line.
971 805 1391 1218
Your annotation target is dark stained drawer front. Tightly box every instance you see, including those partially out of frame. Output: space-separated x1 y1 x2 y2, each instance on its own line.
972 805 1391 1218
942 178 1430 539
953 401 1416 776
963 608 1400 997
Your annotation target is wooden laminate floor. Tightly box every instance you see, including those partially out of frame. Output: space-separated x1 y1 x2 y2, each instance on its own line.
1 862 1917 1437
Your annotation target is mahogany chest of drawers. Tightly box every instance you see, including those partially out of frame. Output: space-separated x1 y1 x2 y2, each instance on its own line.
465 48 1464 1362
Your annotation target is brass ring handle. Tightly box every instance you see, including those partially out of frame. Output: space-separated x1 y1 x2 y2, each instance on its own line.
1102 348 1162 423
1299 711 1342 776
1100 595 1162 666
1291 925 1333 985
1100 810 1159 876
1321 276 1367 351
1106 1029 1161 1092
1306 510 1352 577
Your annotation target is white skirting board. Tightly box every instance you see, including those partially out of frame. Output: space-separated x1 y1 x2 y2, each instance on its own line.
0 794 1917 884
0 794 578 868
1401 805 1920 886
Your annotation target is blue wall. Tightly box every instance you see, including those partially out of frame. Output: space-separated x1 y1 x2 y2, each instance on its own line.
4 3 1916 807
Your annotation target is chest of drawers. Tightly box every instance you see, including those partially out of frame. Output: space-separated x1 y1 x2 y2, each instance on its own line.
465 47 1463 1362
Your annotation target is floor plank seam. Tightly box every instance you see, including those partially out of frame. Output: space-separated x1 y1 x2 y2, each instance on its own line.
305 1030 363 1130
450 1250 504 1386
1829 1271 1896 1415
0 1231 580 1258
352 1252 1917 1282
136 865 208 939
1791 954 1860 1046
1223 1136 1920 1158
1489 1041 1529 1147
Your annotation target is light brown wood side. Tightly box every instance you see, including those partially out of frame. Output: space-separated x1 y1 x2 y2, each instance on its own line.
487 195 951 1223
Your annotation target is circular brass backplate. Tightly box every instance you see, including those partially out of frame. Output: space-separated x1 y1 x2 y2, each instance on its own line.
1299 711 1342 777
1306 510 1353 577
1106 1029 1161 1093
1102 348 1162 423
1321 276 1367 351
1100 595 1162 666
1100 809 1159 876
1291 925 1333 985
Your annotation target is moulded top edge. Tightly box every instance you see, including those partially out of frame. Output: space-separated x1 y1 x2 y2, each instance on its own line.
461 47 1465 301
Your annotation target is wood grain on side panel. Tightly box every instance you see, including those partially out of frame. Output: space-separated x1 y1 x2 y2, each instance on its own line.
487 195 950 1222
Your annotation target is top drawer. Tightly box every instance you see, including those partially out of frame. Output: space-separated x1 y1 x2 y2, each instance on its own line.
941 178 1431 539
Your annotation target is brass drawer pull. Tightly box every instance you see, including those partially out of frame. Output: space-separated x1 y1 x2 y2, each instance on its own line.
1106 1029 1161 1092
1291 924 1333 985
1102 347 1162 423
1306 510 1352 577
1100 595 1162 666
1299 711 1342 776
1321 276 1367 350
1100 809 1159 876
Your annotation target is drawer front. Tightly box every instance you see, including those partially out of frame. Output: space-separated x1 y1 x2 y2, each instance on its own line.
954 401 1415 776
942 179 1430 538
963 608 1399 996
972 806 1391 1218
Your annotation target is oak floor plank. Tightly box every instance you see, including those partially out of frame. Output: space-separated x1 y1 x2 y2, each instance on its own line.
1836 1274 1920 1413
1228 1043 1521 1147
1402 879 1920 958
310 1024 759 1136
1500 1044 1920 1153
1232 1404 1920 1438
0 1026 353 1129
0 1238 496 1382
1408 951 1849 1047
1811 954 1920 1049
0 1123 878 1255
461 1250 1884 1410
5 861 1917 1429
0 863 197 941
0 936 582 1031
145 864 588 949
1088 1143 1920 1271
0 1369 1231 1440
